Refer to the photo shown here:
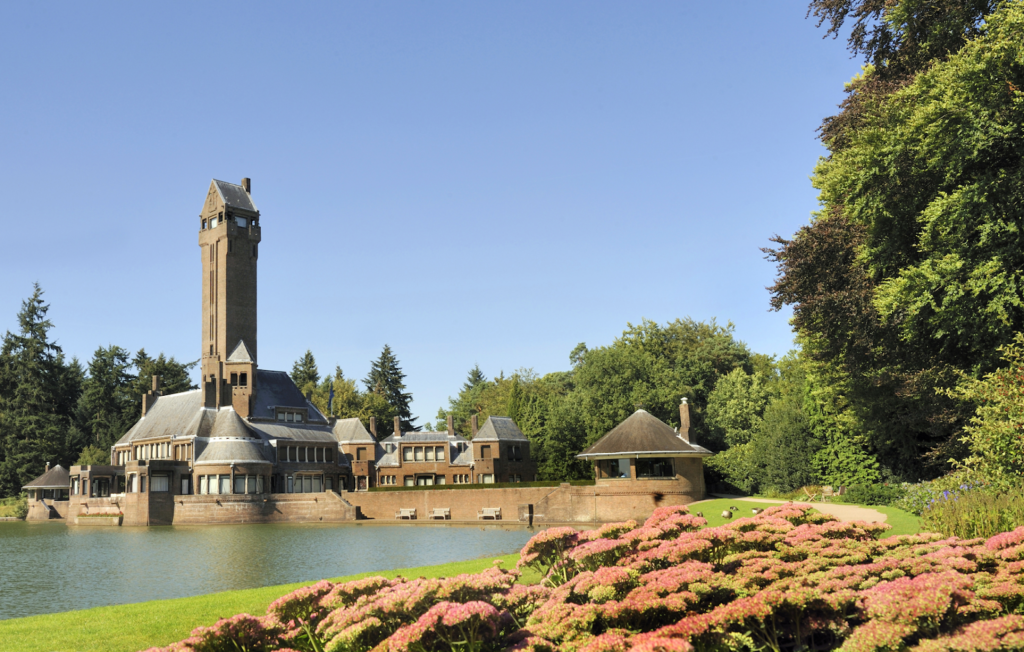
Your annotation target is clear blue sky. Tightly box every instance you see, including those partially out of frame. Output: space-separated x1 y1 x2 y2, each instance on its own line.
0 2 860 423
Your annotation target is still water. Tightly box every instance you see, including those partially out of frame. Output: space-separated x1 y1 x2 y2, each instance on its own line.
0 521 535 620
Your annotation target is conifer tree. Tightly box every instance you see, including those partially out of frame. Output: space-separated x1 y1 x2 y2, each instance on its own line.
75 345 136 451
291 350 320 397
463 364 487 393
363 344 417 435
0 285 81 497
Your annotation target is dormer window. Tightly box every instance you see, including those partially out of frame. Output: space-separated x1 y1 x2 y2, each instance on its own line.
235 216 247 228
276 409 304 423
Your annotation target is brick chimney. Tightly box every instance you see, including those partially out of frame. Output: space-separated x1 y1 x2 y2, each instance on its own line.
45 461 50 472
679 397 691 444
142 375 162 417
471 414 479 437
241 177 251 193
151 374 161 394
369 416 377 438
446 414 454 436
394 416 402 438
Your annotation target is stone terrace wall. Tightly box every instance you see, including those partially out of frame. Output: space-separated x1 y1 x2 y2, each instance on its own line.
345 481 703 524
26 499 69 521
170 492 355 525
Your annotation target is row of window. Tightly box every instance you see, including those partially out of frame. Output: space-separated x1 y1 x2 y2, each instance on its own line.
277 410 305 423
475 444 523 460
380 475 397 485
203 214 256 230
279 446 334 463
198 474 265 495
401 446 447 462
118 442 193 465
229 372 248 387
597 457 676 479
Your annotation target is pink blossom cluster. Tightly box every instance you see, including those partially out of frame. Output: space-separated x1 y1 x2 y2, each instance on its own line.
148 509 1024 652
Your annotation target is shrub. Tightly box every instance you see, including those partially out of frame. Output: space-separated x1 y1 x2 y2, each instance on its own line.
0 494 28 519
152 504 1024 652
922 486 1024 539
893 481 945 516
840 483 906 506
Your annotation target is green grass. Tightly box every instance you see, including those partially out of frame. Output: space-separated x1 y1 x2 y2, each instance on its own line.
689 498 783 528
0 495 27 519
0 552 539 652
873 505 923 537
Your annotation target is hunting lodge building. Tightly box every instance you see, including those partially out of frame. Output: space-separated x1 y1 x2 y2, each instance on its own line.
25 179 711 526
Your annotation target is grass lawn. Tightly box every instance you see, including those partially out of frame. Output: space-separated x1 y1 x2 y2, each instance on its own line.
0 552 538 652
871 505 922 537
689 498 783 527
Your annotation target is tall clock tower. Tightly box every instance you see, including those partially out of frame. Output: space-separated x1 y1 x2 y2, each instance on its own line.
198 178 261 415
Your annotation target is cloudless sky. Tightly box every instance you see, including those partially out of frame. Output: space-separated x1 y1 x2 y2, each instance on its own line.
0 2 861 423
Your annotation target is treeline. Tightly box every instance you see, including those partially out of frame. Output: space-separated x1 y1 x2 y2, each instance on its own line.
0 284 196 497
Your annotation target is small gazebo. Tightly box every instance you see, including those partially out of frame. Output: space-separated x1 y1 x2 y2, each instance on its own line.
23 463 71 520
577 401 712 498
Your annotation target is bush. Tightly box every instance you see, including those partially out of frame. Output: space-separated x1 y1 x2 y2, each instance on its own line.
840 483 906 506
0 494 28 519
921 486 1024 539
152 504 1024 652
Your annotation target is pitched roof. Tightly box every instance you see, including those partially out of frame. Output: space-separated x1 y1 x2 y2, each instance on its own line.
333 418 376 443
577 410 713 458
250 369 327 423
227 340 255 363
213 179 258 214
23 464 70 489
194 439 270 466
115 390 208 445
473 417 528 442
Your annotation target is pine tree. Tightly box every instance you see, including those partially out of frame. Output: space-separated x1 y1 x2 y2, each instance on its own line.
363 345 418 435
131 349 198 399
291 350 320 397
75 345 136 451
0 285 81 497
463 364 487 393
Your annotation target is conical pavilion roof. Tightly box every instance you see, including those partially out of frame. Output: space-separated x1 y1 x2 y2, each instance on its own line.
577 410 711 458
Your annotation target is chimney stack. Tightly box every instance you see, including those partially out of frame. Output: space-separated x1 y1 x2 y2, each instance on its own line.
446 414 454 436
471 414 479 437
241 177 251 193
45 461 50 472
151 374 160 395
394 416 402 438
369 416 377 438
679 397 691 444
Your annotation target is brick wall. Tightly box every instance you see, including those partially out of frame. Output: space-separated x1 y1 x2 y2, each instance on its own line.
170 492 355 525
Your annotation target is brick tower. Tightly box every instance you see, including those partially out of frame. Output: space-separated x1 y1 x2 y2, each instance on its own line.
198 178 261 415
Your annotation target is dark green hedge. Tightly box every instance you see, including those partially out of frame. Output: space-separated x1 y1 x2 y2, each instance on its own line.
366 479 595 493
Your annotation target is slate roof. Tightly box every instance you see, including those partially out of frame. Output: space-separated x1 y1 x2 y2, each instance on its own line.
251 370 328 423
23 464 70 489
472 417 529 442
213 179 259 214
333 418 376 444
374 431 472 469
115 390 208 444
195 439 270 466
577 410 713 458
227 340 255 363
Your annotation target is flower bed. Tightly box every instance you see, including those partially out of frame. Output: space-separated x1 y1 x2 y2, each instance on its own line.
148 504 1024 651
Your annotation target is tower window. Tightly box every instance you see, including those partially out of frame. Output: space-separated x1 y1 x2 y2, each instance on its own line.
228 240 233 253
202 219 207 229
230 373 238 386
252 244 256 257
240 373 247 386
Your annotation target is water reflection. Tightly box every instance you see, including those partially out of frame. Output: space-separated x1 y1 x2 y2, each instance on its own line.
0 521 535 620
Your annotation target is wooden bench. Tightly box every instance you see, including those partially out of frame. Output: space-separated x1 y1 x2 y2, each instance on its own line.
395 508 416 520
802 486 820 502
477 507 501 520
428 508 451 520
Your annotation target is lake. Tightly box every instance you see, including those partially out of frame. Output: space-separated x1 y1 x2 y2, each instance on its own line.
0 521 536 620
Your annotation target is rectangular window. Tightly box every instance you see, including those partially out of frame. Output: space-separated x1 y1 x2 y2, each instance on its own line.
326 448 334 463
414 447 424 462
151 475 169 492
220 475 231 494
425 447 434 461
511 445 521 460
181 477 190 495
246 475 256 494
299 447 307 462
317 448 324 463
228 239 233 253
257 475 264 494
403 447 413 462
286 413 294 422
356 447 364 461
287 476 294 493
435 446 445 461
313 476 322 492
278 412 286 422
240 373 247 386
303 476 312 493
200 475 208 494
140 476 147 493
636 458 675 478
71 477 79 495
325 477 332 492
481 445 491 459
234 476 246 494
481 474 494 484
437 476 445 485
404 476 415 487
231 373 238 386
